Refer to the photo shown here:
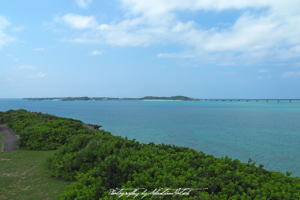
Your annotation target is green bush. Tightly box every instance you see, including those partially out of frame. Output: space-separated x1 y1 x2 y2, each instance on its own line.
0 109 94 150
2 109 300 199
49 136 300 199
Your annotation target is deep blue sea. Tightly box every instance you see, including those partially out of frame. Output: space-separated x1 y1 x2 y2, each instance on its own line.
1 98 299 177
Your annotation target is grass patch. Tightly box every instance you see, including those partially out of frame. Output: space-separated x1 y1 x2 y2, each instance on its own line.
0 150 70 200
0 131 4 152
0 131 4 140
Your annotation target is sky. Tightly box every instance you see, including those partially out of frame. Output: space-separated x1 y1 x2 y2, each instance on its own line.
1 0 300 98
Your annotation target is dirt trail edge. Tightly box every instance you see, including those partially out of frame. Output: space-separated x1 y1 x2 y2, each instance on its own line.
0 125 19 152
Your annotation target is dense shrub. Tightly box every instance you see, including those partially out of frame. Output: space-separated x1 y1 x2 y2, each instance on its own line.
47 131 120 180
2 109 300 199
0 109 96 150
49 136 300 199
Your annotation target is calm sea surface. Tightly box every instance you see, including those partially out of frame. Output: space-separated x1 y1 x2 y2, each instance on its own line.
1 98 299 177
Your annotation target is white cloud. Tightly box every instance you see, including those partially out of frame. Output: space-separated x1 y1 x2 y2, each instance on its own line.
6 78 13 82
27 72 46 78
0 16 10 29
57 0 300 66
91 50 102 56
75 0 93 9
0 16 16 48
16 65 36 70
98 24 109 30
34 47 45 51
171 21 194 32
60 14 97 29
281 71 300 78
258 69 269 73
37 72 46 77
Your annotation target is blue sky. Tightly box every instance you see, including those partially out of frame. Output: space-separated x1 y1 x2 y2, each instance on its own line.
1 0 300 98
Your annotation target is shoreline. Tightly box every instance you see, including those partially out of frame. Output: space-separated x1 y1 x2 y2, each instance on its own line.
141 100 183 101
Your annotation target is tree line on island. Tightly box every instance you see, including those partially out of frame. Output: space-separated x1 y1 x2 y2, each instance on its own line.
23 95 200 101
0 109 299 199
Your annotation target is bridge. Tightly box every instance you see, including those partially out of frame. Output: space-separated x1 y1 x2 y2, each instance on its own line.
198 99 300 103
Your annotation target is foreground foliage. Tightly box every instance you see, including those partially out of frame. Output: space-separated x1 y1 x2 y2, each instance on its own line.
0 109 95 150
0 131 4 151
48 135 300 200
1 109 300 199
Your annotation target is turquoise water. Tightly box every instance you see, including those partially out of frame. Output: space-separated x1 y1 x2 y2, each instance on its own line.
1 99 300 177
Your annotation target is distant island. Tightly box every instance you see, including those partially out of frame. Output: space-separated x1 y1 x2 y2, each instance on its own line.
23 95 200 101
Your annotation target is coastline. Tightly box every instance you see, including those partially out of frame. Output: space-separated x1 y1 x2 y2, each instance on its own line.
141 100 184 101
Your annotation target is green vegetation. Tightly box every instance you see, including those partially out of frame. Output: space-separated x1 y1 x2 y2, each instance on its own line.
1 109 300 199
0 131 4 151
23 97 139 101
23 97 93 101
0 150 70 200
23 95 200 101
48 137 300 200
140 95 197 100
0 109 94 150
62 97 90 101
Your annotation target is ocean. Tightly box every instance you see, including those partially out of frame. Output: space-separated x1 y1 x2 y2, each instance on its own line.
0 98 299 177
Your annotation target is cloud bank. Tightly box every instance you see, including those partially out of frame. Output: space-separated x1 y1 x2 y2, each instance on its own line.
281 71 300 78
57 0 300 66
16 65 36 70
0 16 15 48
258 69 269 73
91 50 102 55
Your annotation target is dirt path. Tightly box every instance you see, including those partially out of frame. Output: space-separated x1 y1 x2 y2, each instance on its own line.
0 125 19 152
